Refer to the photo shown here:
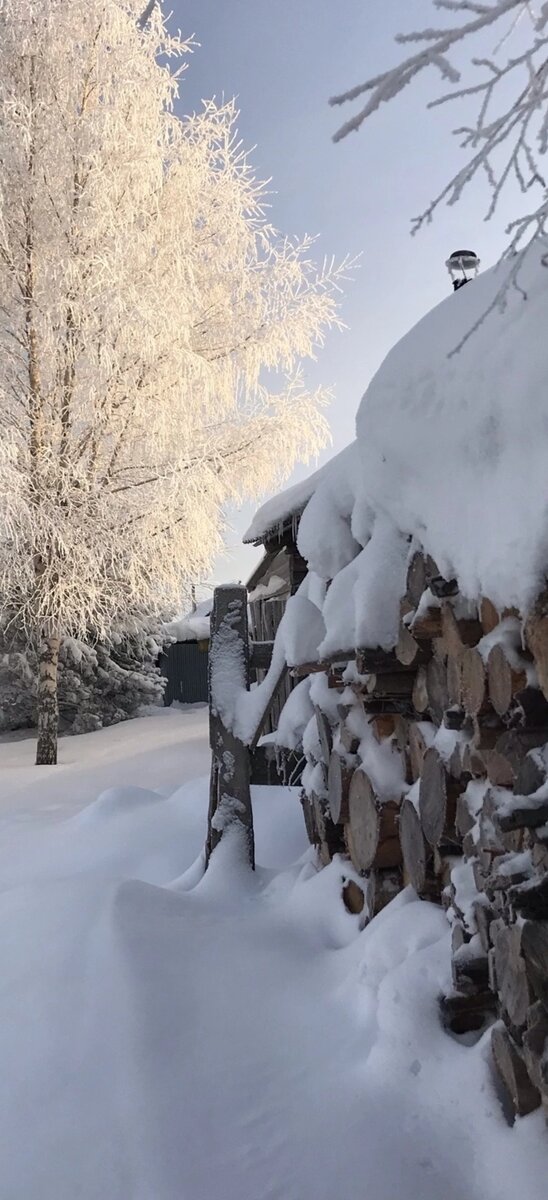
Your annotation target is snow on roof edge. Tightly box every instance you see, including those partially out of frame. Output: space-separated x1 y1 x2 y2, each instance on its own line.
243 444 357 545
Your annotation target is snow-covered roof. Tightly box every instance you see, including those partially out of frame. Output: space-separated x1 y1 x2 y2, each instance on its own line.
244 240 548 666
164 598 212 643
243 446 356 545
247 574 287 604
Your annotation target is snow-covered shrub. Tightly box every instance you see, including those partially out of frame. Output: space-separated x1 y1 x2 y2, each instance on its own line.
0 626 168 734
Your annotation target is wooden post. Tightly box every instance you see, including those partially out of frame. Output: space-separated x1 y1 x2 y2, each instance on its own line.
206 585 255 869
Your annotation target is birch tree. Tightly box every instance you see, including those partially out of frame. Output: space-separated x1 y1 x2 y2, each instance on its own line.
331 1 548 253
0 0 346 764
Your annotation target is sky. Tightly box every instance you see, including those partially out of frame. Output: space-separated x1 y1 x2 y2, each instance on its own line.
168 0 525 594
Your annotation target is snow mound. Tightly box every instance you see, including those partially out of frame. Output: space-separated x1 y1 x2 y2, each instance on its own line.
354 241 548 612
244 242 548 675
74 784 164 822
0 709 547 1198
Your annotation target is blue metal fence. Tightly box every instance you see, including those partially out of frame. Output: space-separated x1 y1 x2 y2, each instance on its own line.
160 640 209 705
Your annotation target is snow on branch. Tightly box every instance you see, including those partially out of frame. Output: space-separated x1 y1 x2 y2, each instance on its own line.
330 0 548 253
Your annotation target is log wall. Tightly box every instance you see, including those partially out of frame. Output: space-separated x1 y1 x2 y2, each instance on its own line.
297 551 548 1123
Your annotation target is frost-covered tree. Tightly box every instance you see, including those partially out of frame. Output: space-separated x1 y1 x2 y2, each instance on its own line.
0 0 346 764
331 1 548 252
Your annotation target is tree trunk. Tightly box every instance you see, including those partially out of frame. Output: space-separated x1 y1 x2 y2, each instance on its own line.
35 635 61 765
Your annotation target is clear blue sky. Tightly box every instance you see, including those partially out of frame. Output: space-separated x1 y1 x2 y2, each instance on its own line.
168 0 518 592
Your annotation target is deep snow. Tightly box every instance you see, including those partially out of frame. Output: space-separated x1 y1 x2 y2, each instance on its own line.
245 242 548 667
0 707 547 1200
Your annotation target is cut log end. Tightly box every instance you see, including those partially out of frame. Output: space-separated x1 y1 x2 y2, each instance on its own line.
342 878 365 916
345 770 401 873
399 795 428 894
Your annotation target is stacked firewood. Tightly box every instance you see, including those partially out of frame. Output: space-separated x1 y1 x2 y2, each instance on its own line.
297 550 548 1123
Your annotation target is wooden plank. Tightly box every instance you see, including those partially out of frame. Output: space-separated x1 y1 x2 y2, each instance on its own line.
356 648 413 676
206 585 254 868
291 647 415 678
249 640 274 671
496 795 548 834
396 616 429 668
290 649 354 677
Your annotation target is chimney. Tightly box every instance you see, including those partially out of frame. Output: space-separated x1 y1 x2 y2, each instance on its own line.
446 250 480 292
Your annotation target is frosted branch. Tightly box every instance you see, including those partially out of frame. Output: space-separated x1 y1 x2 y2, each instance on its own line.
0 0 350 642
330 0 548 255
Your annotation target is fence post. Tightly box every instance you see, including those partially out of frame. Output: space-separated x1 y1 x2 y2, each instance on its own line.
206 585 254 869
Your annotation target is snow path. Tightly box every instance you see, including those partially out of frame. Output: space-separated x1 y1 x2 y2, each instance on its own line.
0 708 546 1199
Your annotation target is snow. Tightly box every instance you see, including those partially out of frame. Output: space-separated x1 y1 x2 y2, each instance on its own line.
407 778 422 814
450 860 482 933
243 453 347 546
297 442 362 579
209 592 248 727
247 573 286 603
0 707 547 1198
356 720 407 800
354 241 548 613
233 584 326 745
462 778 491 821
414 586 441 619
495 850 534 880
247 242 548 680
275 678 313 750
234 627 287 746
495 779 548 821
433 722 467 765
283 592 326 665
164 598 212 643
477 617 538 685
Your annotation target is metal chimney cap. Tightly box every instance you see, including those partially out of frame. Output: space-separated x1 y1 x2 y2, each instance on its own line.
446 250 480 272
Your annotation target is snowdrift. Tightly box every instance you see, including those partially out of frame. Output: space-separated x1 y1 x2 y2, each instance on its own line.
247 239 548 658
1 711 547 1198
